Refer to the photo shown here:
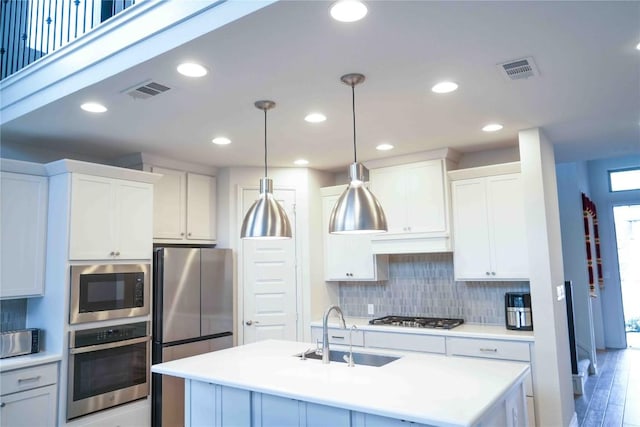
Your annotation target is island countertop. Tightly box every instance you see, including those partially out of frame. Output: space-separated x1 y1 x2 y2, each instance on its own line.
152 339 530 427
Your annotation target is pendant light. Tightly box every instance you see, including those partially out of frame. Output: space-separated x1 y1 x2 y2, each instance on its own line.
240 100 292 239
328 73 388 234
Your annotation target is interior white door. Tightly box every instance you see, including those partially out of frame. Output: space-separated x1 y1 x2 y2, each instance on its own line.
241 188 297 344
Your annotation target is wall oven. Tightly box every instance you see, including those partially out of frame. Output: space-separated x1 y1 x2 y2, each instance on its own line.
70 264 150 324
67 321 150 420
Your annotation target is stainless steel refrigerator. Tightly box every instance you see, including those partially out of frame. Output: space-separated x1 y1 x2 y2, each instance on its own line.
152 247 233 427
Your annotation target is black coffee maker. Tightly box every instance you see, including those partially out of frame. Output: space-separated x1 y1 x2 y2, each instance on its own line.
505 292 533 331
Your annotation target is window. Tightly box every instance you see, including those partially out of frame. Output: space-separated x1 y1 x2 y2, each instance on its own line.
609 168 640 192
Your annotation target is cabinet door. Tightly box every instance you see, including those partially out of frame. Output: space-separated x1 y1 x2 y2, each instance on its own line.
0 173 47 298
486 174 528 279
115 180 153 259
0 384 57 427
150 166 185 239
369 166 406 233
69 174 115 260
405 160 447 233
186 173 216 241
451 178 492 279
322 194 378 281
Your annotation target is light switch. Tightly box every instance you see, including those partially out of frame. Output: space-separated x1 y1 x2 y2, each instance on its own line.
557 285 565 301
367 304 374 315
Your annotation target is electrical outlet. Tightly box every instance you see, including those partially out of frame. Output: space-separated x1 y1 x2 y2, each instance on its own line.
557 285 565 301
367 304 374 315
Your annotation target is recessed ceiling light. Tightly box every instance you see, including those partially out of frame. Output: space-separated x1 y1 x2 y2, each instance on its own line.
211 137 231 145
482 123 503 132
177 62 208 78
330 0 367 22
294 159 309 166
304 113 327 123
80 102 107 113
636 42 640 50
376 143 394 151
431 81 458 94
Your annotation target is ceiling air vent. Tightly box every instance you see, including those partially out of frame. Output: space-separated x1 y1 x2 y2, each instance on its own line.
498 57 539 80
123 80 171 100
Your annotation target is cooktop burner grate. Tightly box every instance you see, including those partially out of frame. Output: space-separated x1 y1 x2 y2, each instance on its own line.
368 316 464 329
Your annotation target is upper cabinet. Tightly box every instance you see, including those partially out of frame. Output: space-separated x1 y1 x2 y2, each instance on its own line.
150 166 216 243
69 174 153 260
368 159 452 254
449 163 528 281
0 168 48 299
321 185 388 281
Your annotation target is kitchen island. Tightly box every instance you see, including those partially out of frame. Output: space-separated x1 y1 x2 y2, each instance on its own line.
152 339 530 427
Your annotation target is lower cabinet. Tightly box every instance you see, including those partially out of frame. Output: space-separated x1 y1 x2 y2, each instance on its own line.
0 363 58 426
446 337 536 427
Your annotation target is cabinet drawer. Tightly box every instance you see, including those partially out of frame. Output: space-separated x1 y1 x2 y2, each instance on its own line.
0 363 57 395
365 331 446 354
310 327 364 347
446 337 530 362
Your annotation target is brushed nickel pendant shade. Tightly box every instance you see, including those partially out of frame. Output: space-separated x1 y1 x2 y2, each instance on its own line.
240 100 292 239
328 73 388 234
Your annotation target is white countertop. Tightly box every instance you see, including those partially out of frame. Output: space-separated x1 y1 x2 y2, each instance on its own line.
0 352 62 372
312 317 535 342
152 339 530 427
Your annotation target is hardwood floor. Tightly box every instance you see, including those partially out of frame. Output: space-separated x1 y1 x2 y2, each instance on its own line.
575 348 640 426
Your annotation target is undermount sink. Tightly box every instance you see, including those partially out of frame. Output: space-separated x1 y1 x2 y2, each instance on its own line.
296 349 400 367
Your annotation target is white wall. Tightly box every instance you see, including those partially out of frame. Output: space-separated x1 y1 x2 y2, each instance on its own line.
0 139 111 163
519 128 575 427
457 146 520 169
587 154 640 349
556 161 598 371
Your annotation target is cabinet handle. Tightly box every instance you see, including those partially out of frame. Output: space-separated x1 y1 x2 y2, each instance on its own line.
180 232 185 236
115 251 120 256
480 348 498 353
18 375 41 383
485 272 490 276
188 232 192 237
110 251 115 256
0 402 5 408
491 272 496 276
331 335 345 340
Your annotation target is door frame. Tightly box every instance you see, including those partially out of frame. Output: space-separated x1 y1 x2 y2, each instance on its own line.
236 184 303 345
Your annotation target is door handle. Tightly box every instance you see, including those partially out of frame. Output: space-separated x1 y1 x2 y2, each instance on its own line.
245 320 260 326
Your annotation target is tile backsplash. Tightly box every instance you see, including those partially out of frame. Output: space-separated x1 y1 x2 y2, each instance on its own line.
339 253 530 325
1 299 27 331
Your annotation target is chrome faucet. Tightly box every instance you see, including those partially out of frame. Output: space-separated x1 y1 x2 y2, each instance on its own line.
322 305 346 364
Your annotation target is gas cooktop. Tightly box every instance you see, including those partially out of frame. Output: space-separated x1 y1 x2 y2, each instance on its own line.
368 316 464 329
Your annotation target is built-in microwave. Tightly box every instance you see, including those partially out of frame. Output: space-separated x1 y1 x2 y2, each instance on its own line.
69 264 150 324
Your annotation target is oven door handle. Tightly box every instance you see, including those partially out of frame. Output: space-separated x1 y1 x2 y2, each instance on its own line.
69 336 150 354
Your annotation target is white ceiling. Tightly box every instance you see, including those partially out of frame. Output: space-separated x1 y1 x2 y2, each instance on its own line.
2 1 639 171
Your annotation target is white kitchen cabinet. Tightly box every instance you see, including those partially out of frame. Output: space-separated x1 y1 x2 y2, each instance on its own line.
451 172 528 281
446 336 535 427
0 172 48 299
369 160 448 235
368 160 452 254
321 186 387 281
0 363 58 426
151 166 216 242
364 330 446 354
69 173 153 260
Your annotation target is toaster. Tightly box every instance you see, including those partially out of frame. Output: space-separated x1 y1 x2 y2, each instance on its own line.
0 329 41 359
